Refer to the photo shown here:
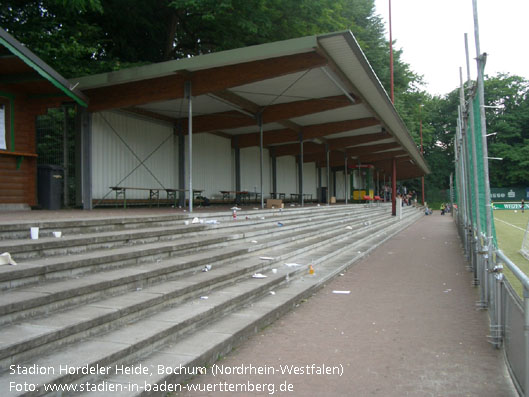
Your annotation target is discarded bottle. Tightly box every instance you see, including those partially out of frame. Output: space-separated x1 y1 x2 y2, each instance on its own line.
309 265 314 275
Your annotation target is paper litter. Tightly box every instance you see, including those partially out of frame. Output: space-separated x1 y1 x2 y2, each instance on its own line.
0 253 17 266
252 273 267 279
332 290 351 294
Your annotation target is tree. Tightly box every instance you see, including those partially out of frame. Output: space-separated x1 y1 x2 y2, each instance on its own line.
483 74 529 187
1 0 417 94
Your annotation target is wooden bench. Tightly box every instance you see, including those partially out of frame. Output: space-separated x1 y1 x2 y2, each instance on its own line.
219 190 253 203
290 193 313 203
270 192 286 200
110 187 204 208
165 188 204 207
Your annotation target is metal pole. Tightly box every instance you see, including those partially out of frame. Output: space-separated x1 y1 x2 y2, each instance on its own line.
299 131 304 206
388 0 394 103
185 81 193 213
344 153 348 205
420 104 424 205
456 108 469 257
525 288 529 396
464 39 485 295
258 113 264 209
460 103 475 264
473 0 494 285
326 144 330 205
178 120 185 208
63 106 69 207
270 148 277 197
392 158 396 216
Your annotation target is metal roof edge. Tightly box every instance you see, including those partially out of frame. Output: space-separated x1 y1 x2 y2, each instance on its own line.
0 27 88 107
317 31 430 175
74 35 320 90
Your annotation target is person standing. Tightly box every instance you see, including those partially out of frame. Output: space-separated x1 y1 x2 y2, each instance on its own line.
522 198 525 213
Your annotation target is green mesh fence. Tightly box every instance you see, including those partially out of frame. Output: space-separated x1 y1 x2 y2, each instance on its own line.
464 82 497 247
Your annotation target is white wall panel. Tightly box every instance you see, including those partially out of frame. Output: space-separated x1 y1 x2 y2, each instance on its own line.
91 111 176 199
240 147 270 197
335 171 345 200
276 156 297 194
184 133 232 199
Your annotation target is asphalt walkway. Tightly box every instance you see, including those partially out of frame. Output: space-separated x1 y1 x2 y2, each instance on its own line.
178 213 517 396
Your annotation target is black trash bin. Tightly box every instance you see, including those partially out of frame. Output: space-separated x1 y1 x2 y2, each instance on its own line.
37 164 64 210
317 187 327 203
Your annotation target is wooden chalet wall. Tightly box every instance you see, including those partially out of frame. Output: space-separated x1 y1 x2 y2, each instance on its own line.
0 85 61 207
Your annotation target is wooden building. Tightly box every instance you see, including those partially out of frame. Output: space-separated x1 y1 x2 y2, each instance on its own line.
0 27 87 209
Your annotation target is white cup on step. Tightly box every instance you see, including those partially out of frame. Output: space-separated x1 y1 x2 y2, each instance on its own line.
30 227 39 240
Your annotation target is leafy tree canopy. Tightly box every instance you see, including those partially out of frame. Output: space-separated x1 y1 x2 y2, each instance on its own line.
3 1 528 196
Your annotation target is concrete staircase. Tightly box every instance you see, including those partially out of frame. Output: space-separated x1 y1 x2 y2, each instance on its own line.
0 204 423 396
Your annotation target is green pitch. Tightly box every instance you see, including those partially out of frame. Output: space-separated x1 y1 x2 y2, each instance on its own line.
493 210 529 297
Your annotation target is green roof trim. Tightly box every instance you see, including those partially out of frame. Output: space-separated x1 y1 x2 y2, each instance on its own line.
0 29 88 107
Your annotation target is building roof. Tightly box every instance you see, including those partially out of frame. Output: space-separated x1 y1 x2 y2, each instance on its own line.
0 27 88 107
75 31 428 179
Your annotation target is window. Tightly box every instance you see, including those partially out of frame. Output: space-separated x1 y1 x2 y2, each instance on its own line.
0 96 12 151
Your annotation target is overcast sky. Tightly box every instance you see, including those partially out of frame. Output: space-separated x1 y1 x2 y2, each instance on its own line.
374 0 529 96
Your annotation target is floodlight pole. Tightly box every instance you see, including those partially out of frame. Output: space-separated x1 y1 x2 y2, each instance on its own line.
389 0 394 103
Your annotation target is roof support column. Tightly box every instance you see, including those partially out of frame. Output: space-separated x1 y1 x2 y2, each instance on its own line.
177 120 185 208
332 170 336 198
299 131 304 206
257 113 264 209
270 147 277 198
326 144 330 206
392 158 397 216
344 154 348 205
63 106 69 207
75 108 92 210
234 136 241 203
185 81 193 213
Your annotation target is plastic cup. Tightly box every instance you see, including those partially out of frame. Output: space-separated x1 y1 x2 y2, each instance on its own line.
53 231 62 238
30 227 39 240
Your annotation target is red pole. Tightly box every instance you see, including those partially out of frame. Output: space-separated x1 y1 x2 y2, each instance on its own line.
420 104 425 205
389 0 394 103
392 158 397 216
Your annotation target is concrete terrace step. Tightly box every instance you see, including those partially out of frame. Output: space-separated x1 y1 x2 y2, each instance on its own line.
0 210 396 358
0 207 423 396
0 206 381 260
80 207 424 397
0 210 391 326
0 205 365 240
0 207 385 290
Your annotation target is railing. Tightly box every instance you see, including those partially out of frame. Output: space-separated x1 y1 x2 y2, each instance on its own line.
455 209 528 396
